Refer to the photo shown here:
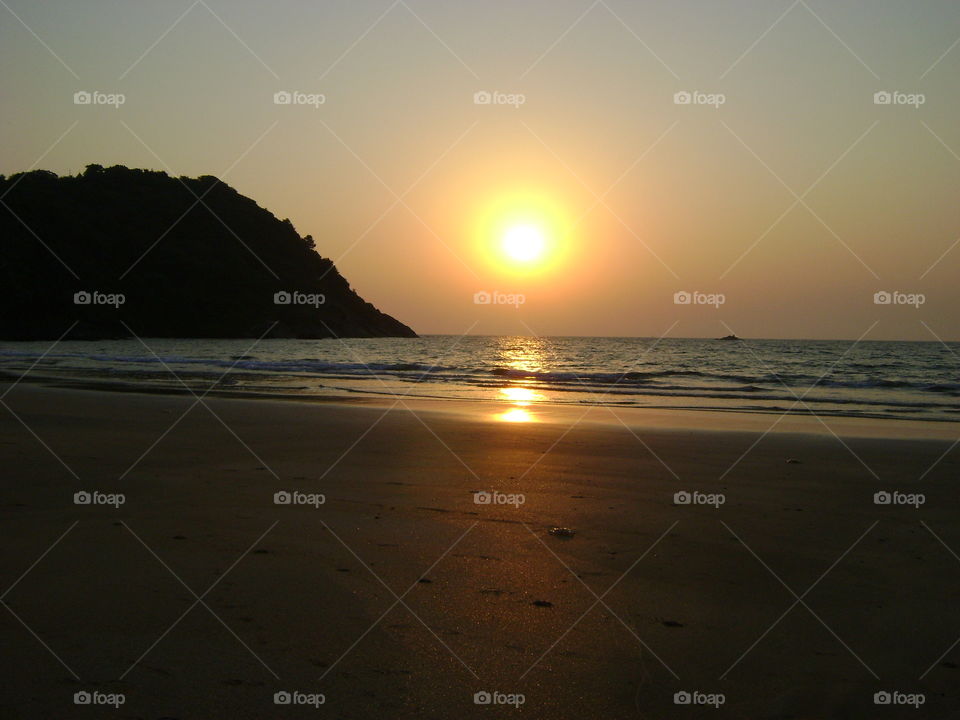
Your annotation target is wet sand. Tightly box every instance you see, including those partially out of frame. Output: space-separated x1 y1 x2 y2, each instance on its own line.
1 384 959 718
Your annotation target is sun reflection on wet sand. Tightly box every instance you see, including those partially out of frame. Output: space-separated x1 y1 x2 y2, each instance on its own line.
494 386 545 422
495 406 535 423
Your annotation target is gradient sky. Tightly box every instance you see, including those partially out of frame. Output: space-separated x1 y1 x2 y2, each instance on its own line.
2 0 959 340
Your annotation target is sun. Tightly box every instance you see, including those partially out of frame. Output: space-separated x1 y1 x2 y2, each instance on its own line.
502 224 546 264
472 188 571 276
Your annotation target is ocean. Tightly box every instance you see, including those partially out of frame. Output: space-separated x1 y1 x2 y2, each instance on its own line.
1 336 958 422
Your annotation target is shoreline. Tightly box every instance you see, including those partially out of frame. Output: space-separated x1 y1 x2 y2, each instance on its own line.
3 333 958 427
4 377 959 441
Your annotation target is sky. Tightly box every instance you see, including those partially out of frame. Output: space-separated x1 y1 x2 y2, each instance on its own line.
2 0 959 340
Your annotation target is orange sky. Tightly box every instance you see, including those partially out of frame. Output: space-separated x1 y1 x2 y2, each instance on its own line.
2 0 959 339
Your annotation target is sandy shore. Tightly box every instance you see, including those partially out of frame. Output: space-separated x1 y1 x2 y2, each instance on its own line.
1 383 958 718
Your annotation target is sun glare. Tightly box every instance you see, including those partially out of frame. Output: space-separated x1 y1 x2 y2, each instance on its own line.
502 224 546 263
472 189 571 276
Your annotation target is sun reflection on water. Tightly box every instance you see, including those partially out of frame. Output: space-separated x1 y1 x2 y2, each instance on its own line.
491 337 551 423
494 336 549 374
498 387 544 406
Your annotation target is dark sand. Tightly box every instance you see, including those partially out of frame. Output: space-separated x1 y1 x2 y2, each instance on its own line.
1 384 959 718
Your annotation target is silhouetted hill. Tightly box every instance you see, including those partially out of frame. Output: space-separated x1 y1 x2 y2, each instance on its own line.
0 165 416 340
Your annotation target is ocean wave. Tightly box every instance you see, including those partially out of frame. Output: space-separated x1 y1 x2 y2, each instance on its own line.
1 351 955 394
1 339 957 420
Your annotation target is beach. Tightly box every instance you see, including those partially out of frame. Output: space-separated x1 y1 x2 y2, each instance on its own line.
1 383 958 718
3 0 958 716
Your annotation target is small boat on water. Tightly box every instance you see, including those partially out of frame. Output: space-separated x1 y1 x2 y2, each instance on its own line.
718 334 740 341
